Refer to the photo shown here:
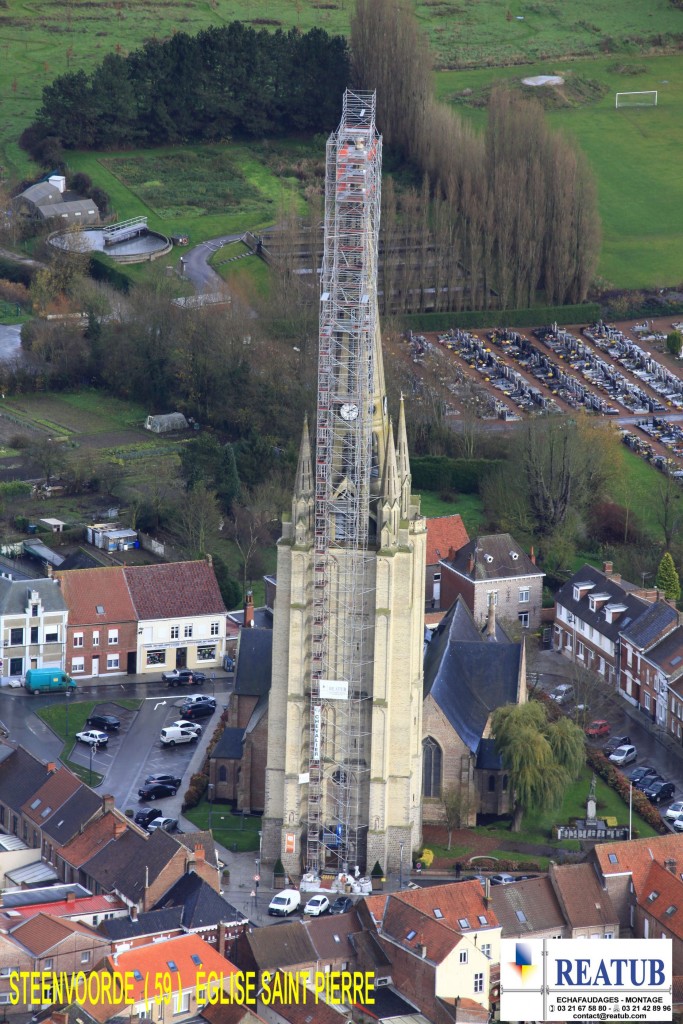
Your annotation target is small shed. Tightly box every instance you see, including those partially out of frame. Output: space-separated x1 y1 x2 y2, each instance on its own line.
145 412 189 433
86 523 138 551
39 518 66 534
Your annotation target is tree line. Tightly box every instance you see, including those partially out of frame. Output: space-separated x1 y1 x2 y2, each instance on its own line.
21 23 349 157
351 0 600 307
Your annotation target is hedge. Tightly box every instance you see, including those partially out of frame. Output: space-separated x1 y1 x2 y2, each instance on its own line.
0 258 33 287
586 748 668 835
401 303 601 333
412 456 502 494
89 253 131 293
0 481 32 498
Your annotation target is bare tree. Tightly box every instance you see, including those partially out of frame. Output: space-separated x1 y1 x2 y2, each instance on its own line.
175 483 220 557
442 786 473 848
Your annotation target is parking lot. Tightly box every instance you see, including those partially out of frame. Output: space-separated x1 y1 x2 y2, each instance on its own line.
69 701 138 778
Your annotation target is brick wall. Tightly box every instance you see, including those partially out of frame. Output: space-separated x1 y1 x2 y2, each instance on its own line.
66 619 137 678
422 695 476 825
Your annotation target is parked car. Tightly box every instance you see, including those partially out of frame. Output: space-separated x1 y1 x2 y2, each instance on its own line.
644 780 675 804
146 816 179 833
134 807 162 828
182 693 215 707
138 782 177 800
665 800 683 821
604 734 631 756
585 719 610 738
268 889 301 917
170 720 202 736
162 669 206 687
144 774 182 788
86 714 121 732
549 684 574 705
609 744 637 766
628 766 659 785
180 701 216 720
673 814 683 833
634 774 664 793
490 873 515 885
329 896 353 915
75 730 109 747
304 894 330 917
160 726 197 746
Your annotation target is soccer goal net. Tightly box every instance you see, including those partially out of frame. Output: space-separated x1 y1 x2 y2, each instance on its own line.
615 90 658 108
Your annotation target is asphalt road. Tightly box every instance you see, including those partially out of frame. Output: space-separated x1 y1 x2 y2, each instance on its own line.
181 234 243 294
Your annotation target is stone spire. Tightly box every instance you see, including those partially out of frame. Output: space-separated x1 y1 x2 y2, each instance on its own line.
396 393 411 519
292 415 314 545
379 423 400 548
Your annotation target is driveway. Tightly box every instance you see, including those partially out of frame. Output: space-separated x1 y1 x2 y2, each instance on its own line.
181 234 244 294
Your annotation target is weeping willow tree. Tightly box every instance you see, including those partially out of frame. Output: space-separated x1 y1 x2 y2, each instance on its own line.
491 701 585 832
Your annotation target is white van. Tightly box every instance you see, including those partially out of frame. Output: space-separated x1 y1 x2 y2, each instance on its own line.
160 725 197 747
268 889 300 917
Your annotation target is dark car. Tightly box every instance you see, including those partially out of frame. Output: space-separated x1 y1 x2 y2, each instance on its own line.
628 766 660 786
144 774 182 788
329 896 353 915
634 774 664 793
162 669 206 687
180 701 216 720
138 782 177 801
86 714 121 732
644 780 675 804
604 734 631 756
134 807 162 828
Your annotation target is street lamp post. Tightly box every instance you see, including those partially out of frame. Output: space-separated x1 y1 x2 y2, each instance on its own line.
399 841 404 891
89 741 98 786
65 687 72 738
208 782 215 832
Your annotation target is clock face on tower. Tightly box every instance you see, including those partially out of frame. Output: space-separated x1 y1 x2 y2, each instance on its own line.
340 402 359 421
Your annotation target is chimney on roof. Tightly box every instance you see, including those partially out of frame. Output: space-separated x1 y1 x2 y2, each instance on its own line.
113 819 127 838
244 590 254 629
467 552 475 575
130 905 138 921
665 858 677 875
47 762 56 774
102 794 115 814
46 563 53 579
206 553 213 567
52 1012 69 1024
66 891 76 905
529 545 536 566
484 878 491 905
194 842 205 862
417 943 427 959
603 560 613 575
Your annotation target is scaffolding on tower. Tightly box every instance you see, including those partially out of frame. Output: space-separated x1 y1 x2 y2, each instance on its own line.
306 90 382 875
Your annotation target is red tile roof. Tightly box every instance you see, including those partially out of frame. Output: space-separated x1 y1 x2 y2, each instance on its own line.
124 561 226 619
11 912 108 955
550 863 618 929
638 861 683 940
21 766 81 823
426 516 469 566
56 567 137 626
0 893 125 923
57 810 131 867
108 933 237 1001
594 834 683 897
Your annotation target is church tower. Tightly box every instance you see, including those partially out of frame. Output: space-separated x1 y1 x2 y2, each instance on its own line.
263 91 426 877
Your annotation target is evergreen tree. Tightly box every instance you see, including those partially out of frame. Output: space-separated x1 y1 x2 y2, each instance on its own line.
656 551 681 603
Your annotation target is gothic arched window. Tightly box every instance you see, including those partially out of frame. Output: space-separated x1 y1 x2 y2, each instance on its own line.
219 765 227 782
488 774 496 792
422 737 442 798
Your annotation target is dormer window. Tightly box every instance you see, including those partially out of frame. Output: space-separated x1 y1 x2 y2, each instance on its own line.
589 593 611 613
573 582 596 602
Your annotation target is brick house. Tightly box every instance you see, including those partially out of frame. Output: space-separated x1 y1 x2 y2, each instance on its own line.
554 563 652 687
0 931 33 1007
591 834 683 946
366 881 501 1024
618 600 680 717
491 875 567 940
439 533 544 631
124 560 227 675
56 567 137 679
0 577 67 679
8 911 110 979
634 860 683 972
422 597 526 824
548 863 619 939
425 515 469 612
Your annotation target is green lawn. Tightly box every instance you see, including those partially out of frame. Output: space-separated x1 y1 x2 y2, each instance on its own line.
608 444 672 545
184 797 261 853
37 698 141 787
418 490 485 535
